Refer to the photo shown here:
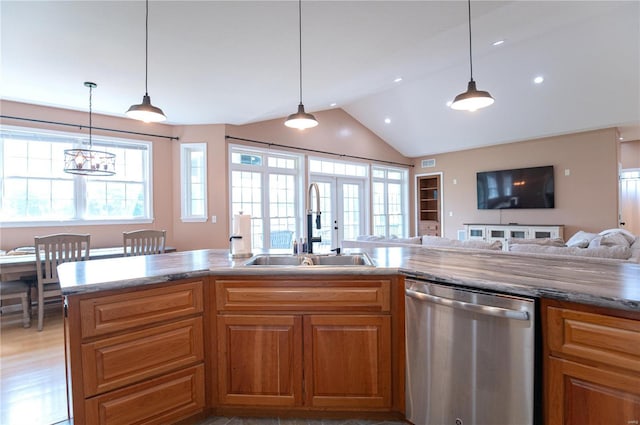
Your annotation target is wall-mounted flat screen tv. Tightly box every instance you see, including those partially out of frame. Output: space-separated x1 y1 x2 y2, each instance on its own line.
477 165 555 209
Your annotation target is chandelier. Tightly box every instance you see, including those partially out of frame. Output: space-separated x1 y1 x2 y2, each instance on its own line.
64 82 116 176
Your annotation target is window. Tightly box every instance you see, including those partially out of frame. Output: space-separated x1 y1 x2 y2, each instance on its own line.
372 166 408 237
229 146 302 249
0 127 152 225
180 143 207 222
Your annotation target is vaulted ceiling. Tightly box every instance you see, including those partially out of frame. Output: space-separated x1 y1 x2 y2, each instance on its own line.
2 1 638 157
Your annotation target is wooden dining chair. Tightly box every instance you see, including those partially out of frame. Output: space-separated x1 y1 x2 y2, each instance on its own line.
0 280 32 328
123 229 166 256
34 233 90 331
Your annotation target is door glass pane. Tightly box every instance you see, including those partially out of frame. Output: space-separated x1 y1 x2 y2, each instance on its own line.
372 181 386 236
269 174 296 248
231 170 263 249
315 181 333 251
388 182 403 236
342 183 361 241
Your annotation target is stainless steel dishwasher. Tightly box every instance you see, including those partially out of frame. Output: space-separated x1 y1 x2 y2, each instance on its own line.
405 279 536 425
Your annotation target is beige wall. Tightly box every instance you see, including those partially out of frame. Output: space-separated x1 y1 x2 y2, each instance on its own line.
170 124 229 251
411 128 621 240
226 108 410 166
621 140 640 169
0 100 175 250
0 103 408 251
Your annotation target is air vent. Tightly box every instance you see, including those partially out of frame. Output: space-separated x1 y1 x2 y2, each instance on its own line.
421 159 436 168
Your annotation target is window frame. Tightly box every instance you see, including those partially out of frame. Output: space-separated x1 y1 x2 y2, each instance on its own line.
0 125 154 227
372 165 409 238
228 144 304 250
180 142 208 223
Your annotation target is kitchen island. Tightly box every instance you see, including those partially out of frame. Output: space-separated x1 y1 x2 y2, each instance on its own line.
58 247 640 425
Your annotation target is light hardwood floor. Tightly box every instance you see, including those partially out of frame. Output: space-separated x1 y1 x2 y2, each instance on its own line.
1 304 407 425
1 303 68 425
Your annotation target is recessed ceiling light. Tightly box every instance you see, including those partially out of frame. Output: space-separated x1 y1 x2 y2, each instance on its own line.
534 76 544 84
330 102 337 107
394 77 403 83
619 136 625 141
446 101 453 107
384 118 391 124
492 40 505 46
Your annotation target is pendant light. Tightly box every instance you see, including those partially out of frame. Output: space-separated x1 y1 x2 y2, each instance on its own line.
450 0 494 112
64 82 116 176
126 0 166 123
284 0 318 129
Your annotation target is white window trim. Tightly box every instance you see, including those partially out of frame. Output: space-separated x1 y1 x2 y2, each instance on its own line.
372 165 410 238
180 143 208 223
0 125 154 227
228 144 305 248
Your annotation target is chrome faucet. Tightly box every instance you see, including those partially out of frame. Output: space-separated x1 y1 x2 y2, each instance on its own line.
306 183 322 253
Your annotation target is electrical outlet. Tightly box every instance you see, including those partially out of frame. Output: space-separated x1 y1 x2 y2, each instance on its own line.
211 215 217 223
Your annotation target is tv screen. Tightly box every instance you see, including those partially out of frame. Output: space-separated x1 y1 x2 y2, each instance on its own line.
477 166 555 209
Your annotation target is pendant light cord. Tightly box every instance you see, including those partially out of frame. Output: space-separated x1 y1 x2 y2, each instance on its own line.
467 0 474 82
145 0 149 96
298 0 303 104
88 84 93 149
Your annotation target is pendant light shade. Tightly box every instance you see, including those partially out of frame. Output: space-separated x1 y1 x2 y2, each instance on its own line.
284 0 318 130
450 0 494 112
450 80 494 111
64 82 116 176
126 93 166 123
126 0 166 123
285 103 318 129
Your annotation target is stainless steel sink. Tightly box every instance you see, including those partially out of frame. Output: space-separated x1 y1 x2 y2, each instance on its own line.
243 253 373 267
243 255 304 266
311 254 373 266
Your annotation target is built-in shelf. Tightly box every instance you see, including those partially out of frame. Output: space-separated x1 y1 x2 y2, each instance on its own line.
418 176 440 236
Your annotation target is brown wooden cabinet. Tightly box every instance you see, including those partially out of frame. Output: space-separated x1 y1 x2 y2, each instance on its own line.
65 279 207 425
304 314 391 408
216 314 303 407
212 275 403 416
417 175 440 236
542 299 640 425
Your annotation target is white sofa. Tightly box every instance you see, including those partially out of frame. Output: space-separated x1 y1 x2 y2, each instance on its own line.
342 235 503 251
507 228 640 263
342 228 640 264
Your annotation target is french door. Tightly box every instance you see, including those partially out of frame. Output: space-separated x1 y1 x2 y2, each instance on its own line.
620 169 640 234
310 177 366 252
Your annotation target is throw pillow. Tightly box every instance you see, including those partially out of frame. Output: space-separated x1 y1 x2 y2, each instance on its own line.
593 232 630 248
599 228 637 245
566 231 597 248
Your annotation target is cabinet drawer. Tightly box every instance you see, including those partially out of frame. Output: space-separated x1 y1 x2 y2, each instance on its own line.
80 281 204 338
85 364 205 425
546 306 640 373
81 317 204 396
215 280 391 312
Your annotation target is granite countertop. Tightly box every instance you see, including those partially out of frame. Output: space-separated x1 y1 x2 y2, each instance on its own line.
57 246 640 312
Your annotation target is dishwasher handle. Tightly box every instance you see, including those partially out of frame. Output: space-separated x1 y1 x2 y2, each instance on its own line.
405 288 530 321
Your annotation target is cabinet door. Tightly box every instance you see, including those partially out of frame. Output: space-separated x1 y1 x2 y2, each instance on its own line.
304 314 391 409
547 357 640 424
217 314 302 407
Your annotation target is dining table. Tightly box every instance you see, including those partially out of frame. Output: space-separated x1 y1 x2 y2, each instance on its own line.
0 246 176 282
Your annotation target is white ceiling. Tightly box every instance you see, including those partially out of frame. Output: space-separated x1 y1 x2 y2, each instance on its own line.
1 1 639 157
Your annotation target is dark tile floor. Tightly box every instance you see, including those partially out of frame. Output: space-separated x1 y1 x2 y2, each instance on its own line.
196 418 407 425
53 415 408 425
